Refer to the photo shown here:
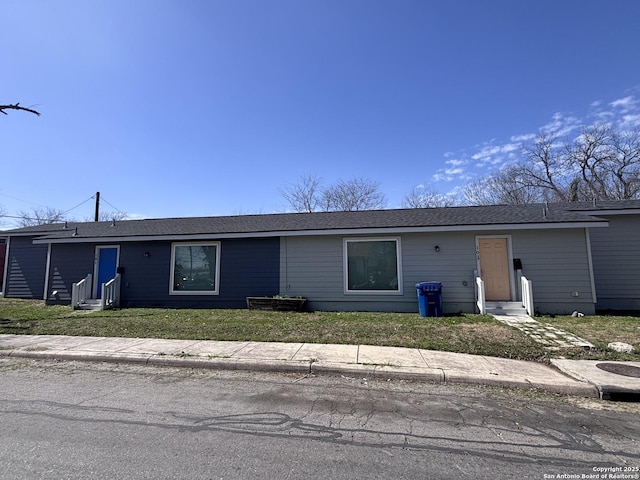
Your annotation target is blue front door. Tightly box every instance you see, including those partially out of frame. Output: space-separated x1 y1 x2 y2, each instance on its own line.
96 247 118 298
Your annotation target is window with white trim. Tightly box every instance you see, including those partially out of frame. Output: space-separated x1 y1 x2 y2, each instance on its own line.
170 242 220 295
344 238 402 294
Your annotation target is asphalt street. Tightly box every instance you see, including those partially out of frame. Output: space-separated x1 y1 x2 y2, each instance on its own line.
1 358 638 480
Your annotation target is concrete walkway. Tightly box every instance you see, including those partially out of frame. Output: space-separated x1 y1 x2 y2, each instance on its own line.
490 313 595 349
486 302 595 349
2 334 639 400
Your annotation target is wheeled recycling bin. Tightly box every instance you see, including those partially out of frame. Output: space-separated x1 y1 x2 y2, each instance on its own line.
415 282 443 317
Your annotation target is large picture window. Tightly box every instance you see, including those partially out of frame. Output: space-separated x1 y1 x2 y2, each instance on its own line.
170 242 220 295
344 238 402 294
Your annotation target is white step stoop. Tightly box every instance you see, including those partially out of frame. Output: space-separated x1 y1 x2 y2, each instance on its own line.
485 301 528 316
76 299 103 311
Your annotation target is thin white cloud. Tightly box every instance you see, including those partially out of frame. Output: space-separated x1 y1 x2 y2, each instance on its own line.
610 96 636 110
434 87 640 187
621 113 640 128
592 109 614 122
541 112 581 136
432 170 474 183
471 145 501 161
124 213 147 220
470 142 521 167
510 133 535 142
445 158 466 166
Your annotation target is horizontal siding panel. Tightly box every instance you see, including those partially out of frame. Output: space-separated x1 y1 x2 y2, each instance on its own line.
589 215 640 306
4 236 48 299
280 229 596 314
282 233 479 313
511 229 594 307
121 238 279 308
47 244 96 302
40 238 280 308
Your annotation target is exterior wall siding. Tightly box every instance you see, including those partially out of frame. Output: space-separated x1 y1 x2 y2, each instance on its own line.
280 229 596 314
6 226 599 315
44 237 279 308
509 229 595 315
589 214 640 311
118 237 280 308
4 236 49 299
47 243 96 304
0 239 6 291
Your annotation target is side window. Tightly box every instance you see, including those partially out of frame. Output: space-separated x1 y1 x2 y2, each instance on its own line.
170 242 220 295
344 238 402 294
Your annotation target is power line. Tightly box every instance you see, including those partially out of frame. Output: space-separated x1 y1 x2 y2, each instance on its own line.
1 193 127 224
100 196 126 215
60 195 95 216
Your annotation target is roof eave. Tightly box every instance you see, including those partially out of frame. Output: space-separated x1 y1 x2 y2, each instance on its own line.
31 220 608 244
570 208 640 215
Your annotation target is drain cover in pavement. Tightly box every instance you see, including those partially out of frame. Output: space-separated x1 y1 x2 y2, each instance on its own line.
596 363 640 378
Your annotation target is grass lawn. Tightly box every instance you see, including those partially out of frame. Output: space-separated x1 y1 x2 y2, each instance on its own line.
1 298 638 362
542 315 640 361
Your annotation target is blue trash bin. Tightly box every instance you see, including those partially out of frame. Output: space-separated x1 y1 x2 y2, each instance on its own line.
415 282 443 317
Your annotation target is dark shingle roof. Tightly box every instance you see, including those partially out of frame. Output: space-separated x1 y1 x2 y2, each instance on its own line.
561 199 640 212
2 202 613 242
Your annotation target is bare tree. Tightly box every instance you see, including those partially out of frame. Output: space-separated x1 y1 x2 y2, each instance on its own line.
280 175 323 213
281 176 386 212
321 178 386 211
516 132 574 201
0 103 40 116
568 125 640 200
464 124 640 205
17 207 66 227
402 186 455 208
85 211 129 222
462 164 549 205
0 205 8 226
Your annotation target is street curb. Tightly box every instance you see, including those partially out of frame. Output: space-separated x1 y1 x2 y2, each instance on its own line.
0 348 600 398
440 370 599 398
551 359 640 401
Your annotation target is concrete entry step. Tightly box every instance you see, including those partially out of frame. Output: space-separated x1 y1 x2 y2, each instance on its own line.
485 301 528 316
76 299 103 311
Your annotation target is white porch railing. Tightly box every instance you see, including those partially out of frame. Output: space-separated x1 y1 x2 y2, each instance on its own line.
521 276 534 316
71 274 92 309
101 274 121 310
474 272 486 314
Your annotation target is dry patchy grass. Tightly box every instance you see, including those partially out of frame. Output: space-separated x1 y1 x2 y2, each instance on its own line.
1 298 638 361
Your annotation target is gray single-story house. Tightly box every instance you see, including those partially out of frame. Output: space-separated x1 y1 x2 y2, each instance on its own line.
2 201 639 315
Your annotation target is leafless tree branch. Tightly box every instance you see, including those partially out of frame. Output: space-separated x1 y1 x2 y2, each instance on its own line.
402 186 454 208
463 124 640 205
17 207 66 227
281 176 386 212
0 103 41 116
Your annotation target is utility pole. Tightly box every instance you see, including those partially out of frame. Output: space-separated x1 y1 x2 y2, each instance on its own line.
94 191 100 222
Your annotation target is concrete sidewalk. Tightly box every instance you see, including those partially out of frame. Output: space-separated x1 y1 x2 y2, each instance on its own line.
1 334 639 400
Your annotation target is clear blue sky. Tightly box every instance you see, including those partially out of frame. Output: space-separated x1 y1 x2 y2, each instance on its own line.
2 0 640 226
